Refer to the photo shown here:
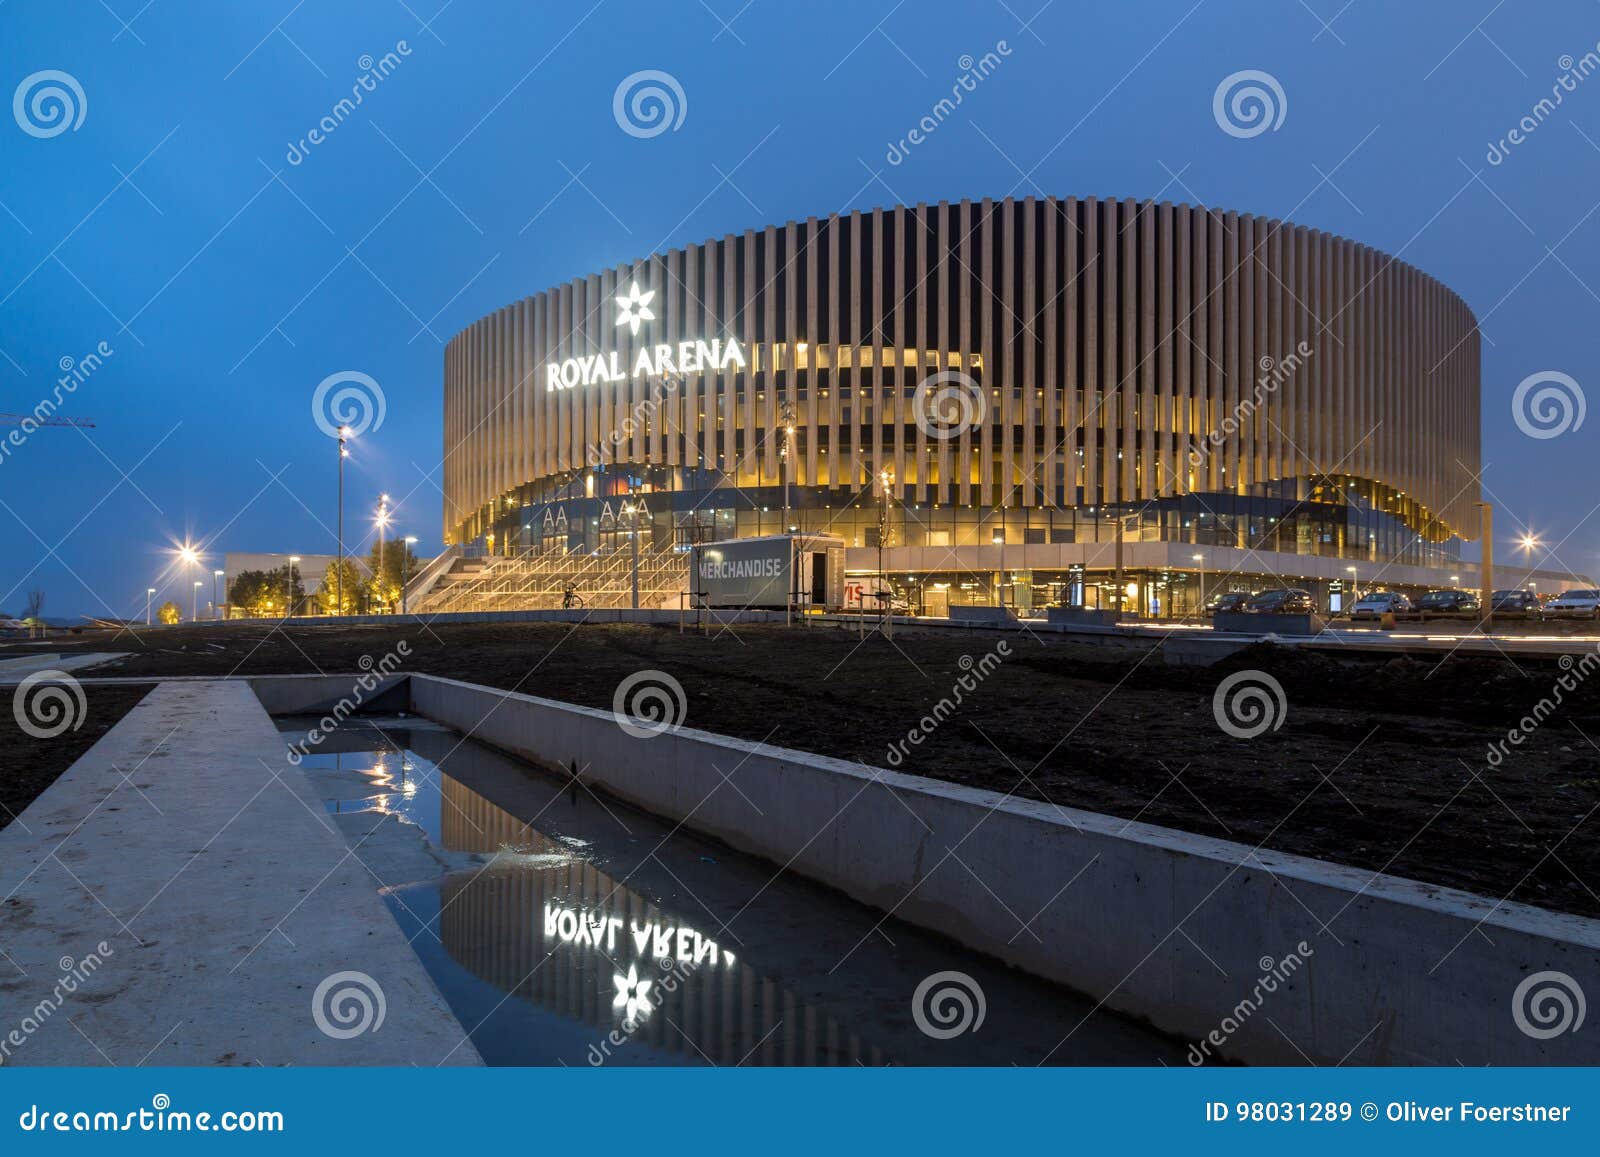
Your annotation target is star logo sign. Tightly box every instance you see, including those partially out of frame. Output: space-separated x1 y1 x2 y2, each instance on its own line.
614 281 656 336
612 964 654 1023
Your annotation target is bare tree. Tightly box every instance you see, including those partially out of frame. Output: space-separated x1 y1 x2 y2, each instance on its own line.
23 590 44 620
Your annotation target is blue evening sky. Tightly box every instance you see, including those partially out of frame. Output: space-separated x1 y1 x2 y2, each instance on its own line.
3 0 1599 616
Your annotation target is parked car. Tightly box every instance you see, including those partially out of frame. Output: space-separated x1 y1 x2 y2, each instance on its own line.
1205 591 1254 615
1547 588 1600 620
1490 589 1544 621
1348 591 1413 621
1415 589 1480 621
1243 588 1316 614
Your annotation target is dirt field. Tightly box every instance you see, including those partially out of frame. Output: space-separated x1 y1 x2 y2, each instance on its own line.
0 683 154 832
7 620 1599 918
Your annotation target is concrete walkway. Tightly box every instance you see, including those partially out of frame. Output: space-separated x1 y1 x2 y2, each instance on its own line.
0 680 479 1066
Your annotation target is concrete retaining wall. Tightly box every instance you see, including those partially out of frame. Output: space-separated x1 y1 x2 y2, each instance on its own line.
247 673 408 715
405 672 1600 1066
1213 611 1328 635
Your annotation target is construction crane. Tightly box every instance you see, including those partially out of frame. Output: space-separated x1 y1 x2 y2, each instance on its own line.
0 413 95 427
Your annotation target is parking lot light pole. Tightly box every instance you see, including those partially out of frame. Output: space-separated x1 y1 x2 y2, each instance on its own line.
214 569 224 620
191 580 202 623
146 587 155 626
1477 501 1494 634
1192 552 1204 618
402 537 418 614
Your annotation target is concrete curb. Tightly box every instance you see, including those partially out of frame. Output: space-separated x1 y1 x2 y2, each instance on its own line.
405 672 1600 1066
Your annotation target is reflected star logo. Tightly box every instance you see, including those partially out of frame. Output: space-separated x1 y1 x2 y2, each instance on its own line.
612 964 653 1022
614 280 656 336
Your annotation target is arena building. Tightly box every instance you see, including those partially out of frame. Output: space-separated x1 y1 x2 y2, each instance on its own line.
436 196 1569 616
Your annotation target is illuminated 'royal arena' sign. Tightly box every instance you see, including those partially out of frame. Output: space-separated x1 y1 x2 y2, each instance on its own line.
543 280 747 391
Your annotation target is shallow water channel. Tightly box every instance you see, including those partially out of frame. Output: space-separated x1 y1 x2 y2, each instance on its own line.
280 715 1186 1066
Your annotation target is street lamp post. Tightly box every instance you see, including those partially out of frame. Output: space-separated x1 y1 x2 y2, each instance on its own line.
288 555 300 618
375 494 390 612
213 569 224 620
1346 565 1358 612
192 580 202 623
337 426 351 614
402 537 417 614
146 587 155 627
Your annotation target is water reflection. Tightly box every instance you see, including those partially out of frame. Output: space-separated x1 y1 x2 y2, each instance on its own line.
284 717 1184 1067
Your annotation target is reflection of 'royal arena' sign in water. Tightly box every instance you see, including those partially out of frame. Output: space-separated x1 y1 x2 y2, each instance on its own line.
543 903 737 969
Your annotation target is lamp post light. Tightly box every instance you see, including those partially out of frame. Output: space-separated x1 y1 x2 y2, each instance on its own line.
1192 552 1205 618
402 537 417 614
375 494 391 612
992 527 1005 609
191 580 202 624
1346 565 1358 611
288 555 300 618
213 569 224 620
146 587 155 627
337 426 351 614
779 401 796 535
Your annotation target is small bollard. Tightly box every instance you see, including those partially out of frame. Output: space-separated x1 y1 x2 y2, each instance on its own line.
1380 611 1396 630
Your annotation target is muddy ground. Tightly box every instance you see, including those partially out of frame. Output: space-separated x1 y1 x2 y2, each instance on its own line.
5 621 1598 918
0 683 153 832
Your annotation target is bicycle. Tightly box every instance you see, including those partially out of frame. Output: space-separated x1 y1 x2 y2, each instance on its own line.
562 586 585 609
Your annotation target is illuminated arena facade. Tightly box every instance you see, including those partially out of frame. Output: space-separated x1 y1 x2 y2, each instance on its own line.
442 196 1488 614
